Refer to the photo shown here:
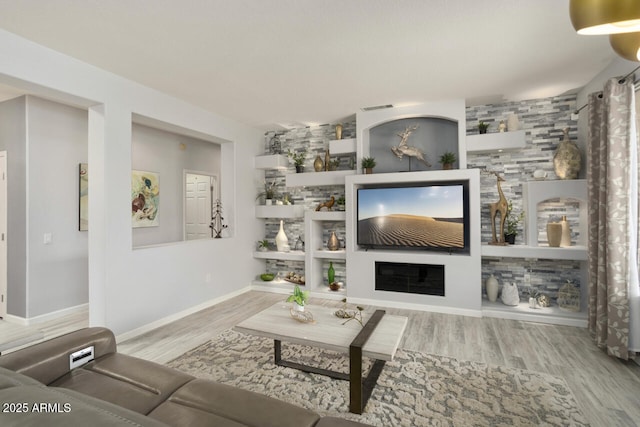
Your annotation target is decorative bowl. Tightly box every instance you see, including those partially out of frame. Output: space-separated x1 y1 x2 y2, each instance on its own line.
260 273 275 281
329 282 341 291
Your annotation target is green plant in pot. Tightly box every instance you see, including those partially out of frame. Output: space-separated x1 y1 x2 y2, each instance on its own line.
286 285 309 311
336 195 346 211
257 239 269 251
256 180 277 205
361 157 376 174
287 148 308 173
478 121 490 134
504 200 524 244
439 151 457 170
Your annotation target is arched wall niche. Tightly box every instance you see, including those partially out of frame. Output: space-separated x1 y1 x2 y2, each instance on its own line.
355 100 467 173
369 116 458 173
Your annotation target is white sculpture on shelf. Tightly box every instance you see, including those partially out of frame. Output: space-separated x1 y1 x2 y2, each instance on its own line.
501 282 520 306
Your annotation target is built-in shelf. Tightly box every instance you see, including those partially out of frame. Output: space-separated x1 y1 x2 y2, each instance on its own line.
481 244 588 260
329 138 357 154
286 169 356 187
466 130 526 154
313 249 347 260
523 179 587 247
254 154 289 170
253 250 305 261
482 299 587 327
255 205 305 218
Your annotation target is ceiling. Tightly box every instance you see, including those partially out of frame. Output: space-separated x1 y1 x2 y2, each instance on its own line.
0 0 618 130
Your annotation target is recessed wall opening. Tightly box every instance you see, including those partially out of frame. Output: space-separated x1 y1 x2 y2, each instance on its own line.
375 261 445 296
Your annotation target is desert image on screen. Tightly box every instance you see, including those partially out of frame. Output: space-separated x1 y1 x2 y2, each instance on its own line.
358 185 464 248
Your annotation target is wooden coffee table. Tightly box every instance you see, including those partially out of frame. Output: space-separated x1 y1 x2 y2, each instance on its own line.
234 302 408 414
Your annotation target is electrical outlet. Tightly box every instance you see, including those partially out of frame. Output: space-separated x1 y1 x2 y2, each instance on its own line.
43 233 52 245
205 273 212 283
524 272 531 284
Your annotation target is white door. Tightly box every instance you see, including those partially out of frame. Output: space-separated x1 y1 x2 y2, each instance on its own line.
0 152 6 318
185 173 215 240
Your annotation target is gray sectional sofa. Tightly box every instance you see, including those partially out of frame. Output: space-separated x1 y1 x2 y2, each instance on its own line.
0 327 372 426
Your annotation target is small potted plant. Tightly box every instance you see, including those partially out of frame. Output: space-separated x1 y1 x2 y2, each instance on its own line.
287 148 308 173
286 285 309 312
361 157 376 174
504 200 525 244
478 121 489 134
257 239 269 252
439 151 457 170
336 195 346 211
255 180 277 205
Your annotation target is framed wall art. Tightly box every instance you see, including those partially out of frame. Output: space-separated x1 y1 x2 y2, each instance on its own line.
131 170 159 228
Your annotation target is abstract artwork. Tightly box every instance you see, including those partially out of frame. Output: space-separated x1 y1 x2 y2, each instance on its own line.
79 163 88 231
131 170 159 228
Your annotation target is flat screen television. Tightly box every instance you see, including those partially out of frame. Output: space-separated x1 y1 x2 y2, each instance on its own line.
357 181 470 253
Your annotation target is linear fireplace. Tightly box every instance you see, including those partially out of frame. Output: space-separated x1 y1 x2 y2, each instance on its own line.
375 261 445 296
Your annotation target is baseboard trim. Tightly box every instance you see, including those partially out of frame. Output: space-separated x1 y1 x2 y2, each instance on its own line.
3 303 89 326
116 286 252 343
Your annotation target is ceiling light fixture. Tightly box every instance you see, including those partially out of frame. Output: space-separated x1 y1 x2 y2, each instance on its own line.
570 0 640 35
610 32 640 62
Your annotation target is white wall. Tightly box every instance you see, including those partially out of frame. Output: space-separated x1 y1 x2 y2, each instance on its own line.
0 29 264 334
26 96 88 318
0 96 27 317
131 123 221 247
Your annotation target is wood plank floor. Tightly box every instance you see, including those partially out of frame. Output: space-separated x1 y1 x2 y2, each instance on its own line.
4 291 640 426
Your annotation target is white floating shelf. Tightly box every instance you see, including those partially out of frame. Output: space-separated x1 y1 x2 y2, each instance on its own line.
255 205 305 218
254 154 289 170
307 210 346 221
252 250 305 261
466 130 526 154
312 249 347 260
481 244 587 260
329 138 357 154
286 169 356 187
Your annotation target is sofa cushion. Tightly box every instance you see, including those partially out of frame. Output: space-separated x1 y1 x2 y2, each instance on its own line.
149 378 321 427
51 352 194 415
0 366 43 389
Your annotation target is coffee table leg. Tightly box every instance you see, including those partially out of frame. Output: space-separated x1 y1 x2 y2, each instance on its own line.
274 339 281 364
349 309 386 414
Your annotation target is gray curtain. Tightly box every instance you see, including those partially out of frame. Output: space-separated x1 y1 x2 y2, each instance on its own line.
587 77 639 359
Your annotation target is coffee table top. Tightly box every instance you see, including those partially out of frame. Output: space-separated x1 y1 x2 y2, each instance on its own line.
234 302 408 361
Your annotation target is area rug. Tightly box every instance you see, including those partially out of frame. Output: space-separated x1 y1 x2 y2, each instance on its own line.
167 329 588 426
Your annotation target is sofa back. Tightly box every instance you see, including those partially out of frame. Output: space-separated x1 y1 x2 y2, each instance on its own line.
0 327 116 385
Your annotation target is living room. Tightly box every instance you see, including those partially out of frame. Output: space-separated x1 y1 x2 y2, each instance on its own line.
0 2 639 426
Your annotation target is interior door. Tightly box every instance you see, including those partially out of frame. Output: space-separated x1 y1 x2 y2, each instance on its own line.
185 173 214 240
0 152 6 318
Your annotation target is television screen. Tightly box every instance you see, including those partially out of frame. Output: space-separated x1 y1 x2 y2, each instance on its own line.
357 182 469 252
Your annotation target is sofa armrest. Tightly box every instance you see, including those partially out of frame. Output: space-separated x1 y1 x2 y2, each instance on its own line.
0 327 116 385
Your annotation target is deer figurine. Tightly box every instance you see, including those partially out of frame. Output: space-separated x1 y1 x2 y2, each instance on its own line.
489 173 508 245
390 125 431 167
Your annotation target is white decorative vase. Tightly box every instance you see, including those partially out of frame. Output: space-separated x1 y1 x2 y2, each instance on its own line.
486 275 499 302
293 302 304 312
501 282 520 306
275 220 288 252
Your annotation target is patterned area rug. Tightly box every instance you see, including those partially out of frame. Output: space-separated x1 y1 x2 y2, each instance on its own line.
167 329 587 426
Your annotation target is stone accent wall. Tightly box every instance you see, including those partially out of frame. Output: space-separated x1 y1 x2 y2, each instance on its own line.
466 94 584 303
258 95 586 304
261 122 355 283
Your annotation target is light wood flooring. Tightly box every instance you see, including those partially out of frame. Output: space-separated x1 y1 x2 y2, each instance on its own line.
4 291 640 426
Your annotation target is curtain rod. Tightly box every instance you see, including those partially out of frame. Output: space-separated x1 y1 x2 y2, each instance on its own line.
574 64 640 114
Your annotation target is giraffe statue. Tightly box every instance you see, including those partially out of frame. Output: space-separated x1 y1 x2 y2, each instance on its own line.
489 174 508 245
